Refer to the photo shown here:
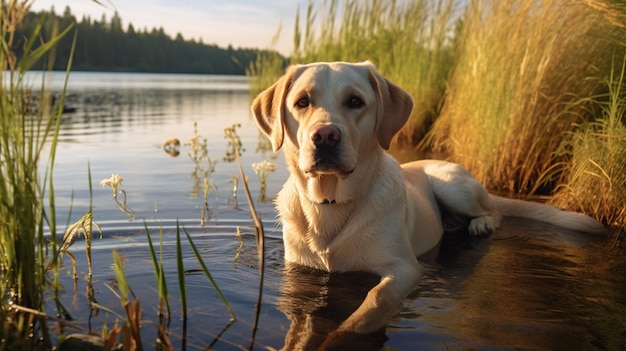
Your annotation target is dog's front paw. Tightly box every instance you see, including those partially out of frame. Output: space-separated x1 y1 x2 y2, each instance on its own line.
320 327 387 351
468 215 499 237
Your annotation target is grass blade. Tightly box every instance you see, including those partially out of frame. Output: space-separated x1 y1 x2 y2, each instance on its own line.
175 221 188 350
183 227 236 320
175 221 187 314
144 222 171 320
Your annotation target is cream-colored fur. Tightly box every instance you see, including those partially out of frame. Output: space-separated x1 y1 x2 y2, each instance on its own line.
252 61 605 335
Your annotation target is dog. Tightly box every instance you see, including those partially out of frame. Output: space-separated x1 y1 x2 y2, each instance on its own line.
251 61 605 335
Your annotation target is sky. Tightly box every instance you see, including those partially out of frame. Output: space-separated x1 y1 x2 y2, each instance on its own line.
31 0 303 55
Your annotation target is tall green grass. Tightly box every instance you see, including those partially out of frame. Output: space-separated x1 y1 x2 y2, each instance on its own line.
0 2 74 349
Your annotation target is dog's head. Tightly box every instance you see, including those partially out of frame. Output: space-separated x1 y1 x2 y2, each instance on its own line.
252 61 413 180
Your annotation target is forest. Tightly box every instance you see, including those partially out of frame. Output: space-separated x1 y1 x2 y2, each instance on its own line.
13 6 283 74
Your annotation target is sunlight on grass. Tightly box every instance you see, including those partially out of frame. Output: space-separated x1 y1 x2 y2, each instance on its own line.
426 0 625 195
100 173 124 198
551 55 626 236
56 212 102 279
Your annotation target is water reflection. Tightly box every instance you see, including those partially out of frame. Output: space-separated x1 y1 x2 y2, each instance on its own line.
45 72 270 225
404 218 626 351
27 71 251 92
278 263 387 350
275 220 626 351
57 88 249 144
162 137 180 157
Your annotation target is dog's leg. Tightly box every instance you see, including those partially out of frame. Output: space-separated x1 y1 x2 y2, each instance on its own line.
425 162 502 236
335 260 422 334
422 160 604 235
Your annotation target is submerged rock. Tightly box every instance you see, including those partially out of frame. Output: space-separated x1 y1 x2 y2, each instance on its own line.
57 333 106 351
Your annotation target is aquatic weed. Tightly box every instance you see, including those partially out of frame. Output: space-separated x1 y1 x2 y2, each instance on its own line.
252 160 276 202
223 123 245 162
186 122 218 223
228 175 240 209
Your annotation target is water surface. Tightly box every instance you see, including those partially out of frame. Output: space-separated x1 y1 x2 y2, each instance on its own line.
40 71 625 350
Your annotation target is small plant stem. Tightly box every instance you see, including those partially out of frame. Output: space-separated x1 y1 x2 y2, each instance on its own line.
226 128 265 350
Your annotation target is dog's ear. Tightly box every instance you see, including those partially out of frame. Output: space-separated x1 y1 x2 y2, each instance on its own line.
365 63 414 150
251 65 299 152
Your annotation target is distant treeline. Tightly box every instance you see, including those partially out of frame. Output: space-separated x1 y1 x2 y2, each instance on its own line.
14 7 283 74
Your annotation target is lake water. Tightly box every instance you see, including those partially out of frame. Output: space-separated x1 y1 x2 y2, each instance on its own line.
39 71 625 350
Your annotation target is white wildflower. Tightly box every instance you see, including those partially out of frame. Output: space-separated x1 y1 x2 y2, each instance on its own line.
100 173 123 198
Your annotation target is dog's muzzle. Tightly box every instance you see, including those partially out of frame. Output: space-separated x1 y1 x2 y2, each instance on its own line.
304 125 354 178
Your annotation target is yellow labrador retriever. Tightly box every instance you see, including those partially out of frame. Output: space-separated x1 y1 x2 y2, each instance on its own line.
252 61 604 334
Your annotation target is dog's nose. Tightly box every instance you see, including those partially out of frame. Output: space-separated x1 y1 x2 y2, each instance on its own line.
311 125 341 148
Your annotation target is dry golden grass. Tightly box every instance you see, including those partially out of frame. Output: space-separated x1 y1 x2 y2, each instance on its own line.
550 56 626 234
426 0 625 195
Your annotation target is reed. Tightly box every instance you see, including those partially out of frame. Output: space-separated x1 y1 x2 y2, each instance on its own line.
144 223 172 321
550 55 626 235
174 222 188 350
112 221 232 350
426 0 626 195
112 250 144 351
0 2 75 349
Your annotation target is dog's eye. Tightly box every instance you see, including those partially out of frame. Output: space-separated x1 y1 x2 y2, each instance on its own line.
295 97 310 109
347 96 365 109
